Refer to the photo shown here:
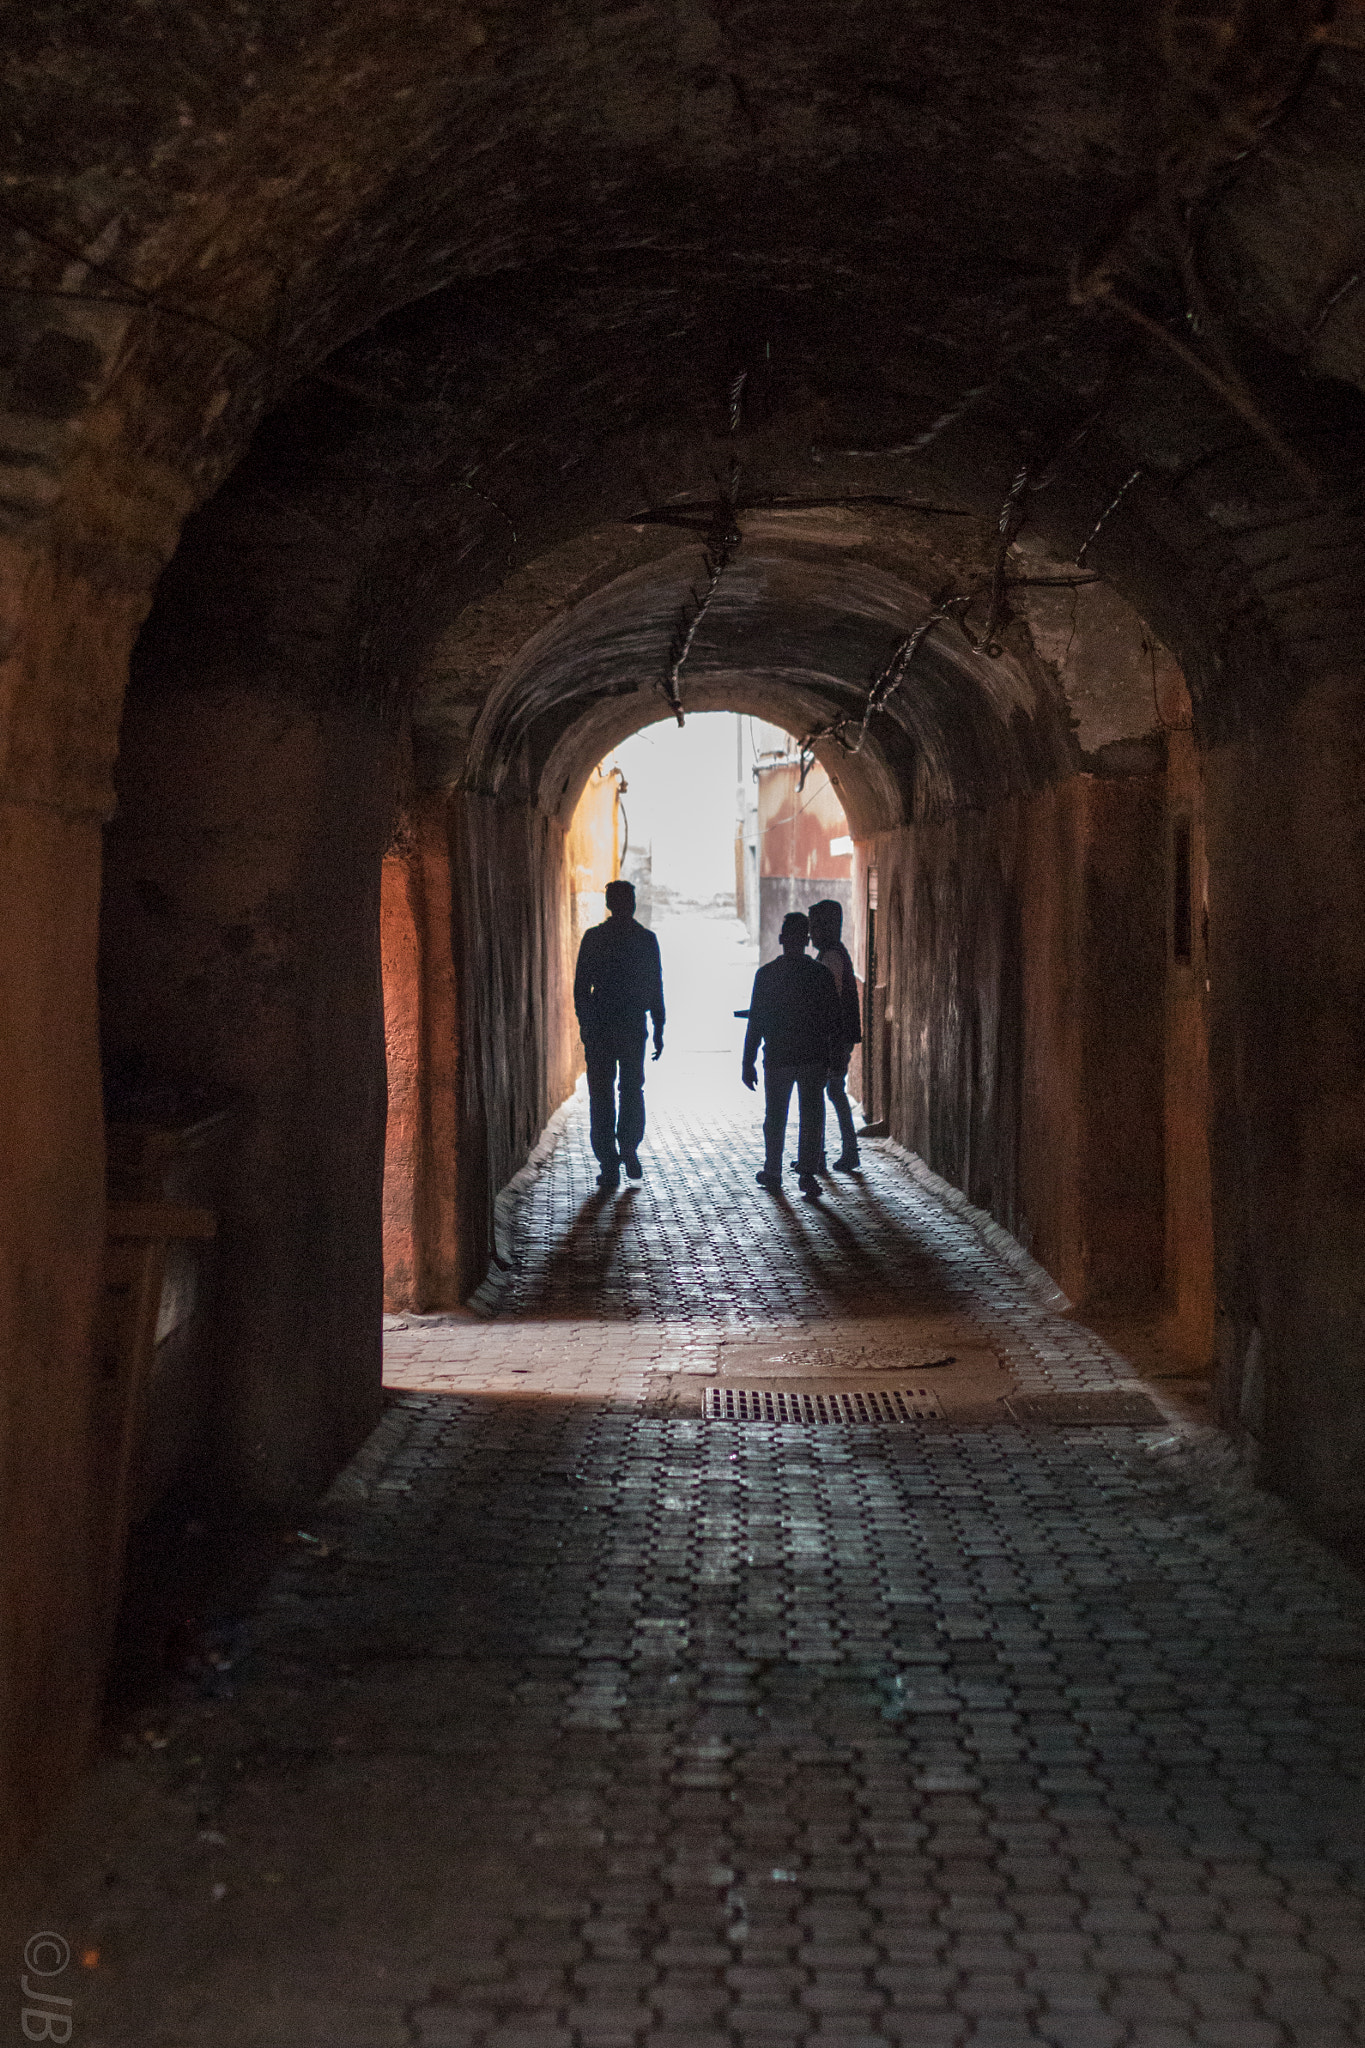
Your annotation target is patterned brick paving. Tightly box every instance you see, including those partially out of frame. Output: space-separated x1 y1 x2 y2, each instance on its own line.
6 1087 1365 2046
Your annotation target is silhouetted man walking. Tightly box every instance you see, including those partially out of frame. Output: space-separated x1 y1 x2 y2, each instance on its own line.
809 897 863 1171
574 878 665 1191
742 910 841 1200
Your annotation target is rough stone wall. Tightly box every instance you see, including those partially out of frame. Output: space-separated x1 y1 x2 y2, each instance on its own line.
1206 673 1365 1553
861 770 1167 1311
0 543 153 1864
381 797 460 1315
100 677 393 1515
1074 775 1170 1307
91 448 412 1532
448 792 580 1291
1163 725 1216 1364
4 0 1365 1864
381 848 424 1311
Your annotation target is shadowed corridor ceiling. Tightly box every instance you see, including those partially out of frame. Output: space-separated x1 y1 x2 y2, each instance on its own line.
9 3 1365 815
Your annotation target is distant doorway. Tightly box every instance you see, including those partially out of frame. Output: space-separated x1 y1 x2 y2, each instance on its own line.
570 712 858 1121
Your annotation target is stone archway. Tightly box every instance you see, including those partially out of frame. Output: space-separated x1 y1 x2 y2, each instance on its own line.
5 1 1365 1857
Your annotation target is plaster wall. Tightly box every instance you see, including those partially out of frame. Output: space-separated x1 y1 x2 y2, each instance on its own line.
1164 727 1216 1364
859 771 1168 1311
381 797 460 1314
99 682 393 1516
1206 673 1365 1551
0 797 108 1861
566 764 621 937
0 542 153 1860
381 848 423 1312
448 791 581 1290
757 759 854 963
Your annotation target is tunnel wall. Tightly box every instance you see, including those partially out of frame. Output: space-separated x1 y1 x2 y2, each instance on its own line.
448 790 581 1289
1163 728 1215 1365
859 769 1169 1311
381 796 461 1314
0 802 106 1849
99 681 394 1517
382 845 424 1309
1206 673 1365 1553
381 786 580 1310
0 540 155 1859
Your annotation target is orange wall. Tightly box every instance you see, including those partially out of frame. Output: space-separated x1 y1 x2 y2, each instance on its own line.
382 792 581 1304
381 850 422 1308
1163 726 1215 1363
567 766 621 899
758 759 852 882
856 766 1176 1312
380 797 461 1313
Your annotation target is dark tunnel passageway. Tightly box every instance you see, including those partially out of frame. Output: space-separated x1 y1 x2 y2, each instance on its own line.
12 1061 1365 2047
96 485 1216 1520
5 11 1365 1994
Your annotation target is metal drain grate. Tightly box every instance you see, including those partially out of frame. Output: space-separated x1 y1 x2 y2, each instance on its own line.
704 1386 943 1424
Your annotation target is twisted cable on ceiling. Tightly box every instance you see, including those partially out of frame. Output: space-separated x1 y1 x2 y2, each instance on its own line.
793 457 1098 791
660 368 748 726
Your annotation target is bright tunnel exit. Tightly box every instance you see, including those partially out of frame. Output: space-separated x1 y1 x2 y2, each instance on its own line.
567 712 858 1116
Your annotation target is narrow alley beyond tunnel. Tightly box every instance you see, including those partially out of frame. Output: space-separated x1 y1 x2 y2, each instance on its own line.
9 1089 1365 2048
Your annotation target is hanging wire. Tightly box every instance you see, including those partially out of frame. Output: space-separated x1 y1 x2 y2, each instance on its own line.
796 591 974 790
793 452 1104 790
728 368 748 433
1075 467 1143 564
978 461 1032 655
660 368 749 725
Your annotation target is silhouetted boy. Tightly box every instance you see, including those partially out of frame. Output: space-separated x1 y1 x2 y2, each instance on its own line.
742 910 841 1199
574 878 665 1190
809 897 863 1170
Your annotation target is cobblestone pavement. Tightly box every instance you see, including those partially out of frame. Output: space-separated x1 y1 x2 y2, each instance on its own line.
7 1085 1365 2048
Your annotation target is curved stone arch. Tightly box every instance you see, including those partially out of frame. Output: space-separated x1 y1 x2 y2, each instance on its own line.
11 0 1365 1864
237 320 1356 799
450 536 1105 837
462 543 1057 830
533 676 892 843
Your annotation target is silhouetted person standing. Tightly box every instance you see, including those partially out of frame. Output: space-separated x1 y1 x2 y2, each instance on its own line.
809 897 863 1170
574 878 664 1190
742 910 841 1199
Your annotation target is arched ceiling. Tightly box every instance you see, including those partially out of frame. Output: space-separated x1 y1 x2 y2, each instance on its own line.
446 527 1075 834
35 2 1365 801
7 5 1365 546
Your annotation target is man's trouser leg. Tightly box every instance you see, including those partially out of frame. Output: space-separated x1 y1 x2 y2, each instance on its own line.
584 1041 621 1170
615 1029 647 1159
794 1063 827 1177
763 1064 798 1178
826 1042 859 1158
